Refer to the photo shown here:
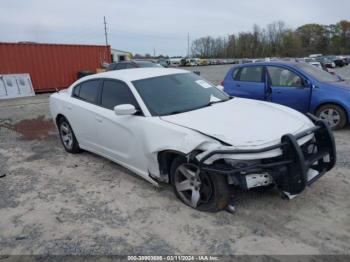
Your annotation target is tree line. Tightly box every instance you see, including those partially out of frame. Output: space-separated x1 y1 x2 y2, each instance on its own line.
191 20 350 58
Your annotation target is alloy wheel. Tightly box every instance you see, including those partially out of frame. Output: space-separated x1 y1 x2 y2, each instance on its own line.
174 163 213 208
319 108 341 128
60 122 73 150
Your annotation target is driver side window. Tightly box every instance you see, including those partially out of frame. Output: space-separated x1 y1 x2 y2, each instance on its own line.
100 80 139 110
267 67 303 87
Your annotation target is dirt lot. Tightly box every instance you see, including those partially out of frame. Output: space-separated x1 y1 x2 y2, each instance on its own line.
0 66 350 256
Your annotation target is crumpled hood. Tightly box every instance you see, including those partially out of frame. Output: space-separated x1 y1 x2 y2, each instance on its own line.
161 98 314 147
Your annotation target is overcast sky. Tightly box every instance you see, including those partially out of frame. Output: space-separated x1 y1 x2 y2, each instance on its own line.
1 0 349 56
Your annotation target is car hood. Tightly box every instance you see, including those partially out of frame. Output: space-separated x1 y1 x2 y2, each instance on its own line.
160 98 314 148
327 80 350 91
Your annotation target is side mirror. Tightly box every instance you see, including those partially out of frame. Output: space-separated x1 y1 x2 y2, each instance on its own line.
216 85 224 91
114 104 137 116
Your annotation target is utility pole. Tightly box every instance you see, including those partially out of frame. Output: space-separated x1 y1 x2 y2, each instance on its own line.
153 47 156 57
187 32 190 58
103 16 109 46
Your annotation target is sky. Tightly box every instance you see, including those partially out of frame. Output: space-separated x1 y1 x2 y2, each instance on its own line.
1 0 349 56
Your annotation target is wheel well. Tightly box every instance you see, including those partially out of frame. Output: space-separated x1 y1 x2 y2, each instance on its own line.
157 151 185 182
315 102 348 121
55 114 66 126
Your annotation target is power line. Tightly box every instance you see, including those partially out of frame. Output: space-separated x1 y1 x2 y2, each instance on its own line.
187 32 190 57
104 16 109 46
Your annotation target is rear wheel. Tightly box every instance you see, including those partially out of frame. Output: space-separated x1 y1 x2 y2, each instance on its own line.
170 156 230 212
58 117 81 153
316 104 347 130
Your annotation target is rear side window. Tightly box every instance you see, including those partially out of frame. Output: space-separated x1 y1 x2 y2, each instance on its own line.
126 63 136 69
234 66 264 82
72 85 81 97
77 80 100 104
101 80 138 110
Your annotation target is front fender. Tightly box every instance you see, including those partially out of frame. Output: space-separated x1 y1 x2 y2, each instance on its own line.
310 98 350 120
144 119 221 178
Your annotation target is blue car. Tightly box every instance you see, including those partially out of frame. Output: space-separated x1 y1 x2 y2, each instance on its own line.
223 62 350 129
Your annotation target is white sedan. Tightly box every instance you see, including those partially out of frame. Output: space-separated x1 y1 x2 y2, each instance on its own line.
50 68 336 212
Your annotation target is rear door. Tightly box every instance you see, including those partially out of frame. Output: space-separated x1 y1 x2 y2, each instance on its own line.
266 66 311 113
224 65 266 100
67 79 101 150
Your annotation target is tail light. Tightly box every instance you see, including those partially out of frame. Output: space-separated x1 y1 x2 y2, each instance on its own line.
220 80 224 86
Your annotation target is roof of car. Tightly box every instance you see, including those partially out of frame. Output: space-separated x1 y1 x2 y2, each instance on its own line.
81 68 190 82
236 61 300 67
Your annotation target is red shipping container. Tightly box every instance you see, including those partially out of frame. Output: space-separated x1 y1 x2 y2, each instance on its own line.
0 42 111 92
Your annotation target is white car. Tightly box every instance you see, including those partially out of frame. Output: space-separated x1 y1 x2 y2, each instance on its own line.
50 68 336 212
299 57 323 69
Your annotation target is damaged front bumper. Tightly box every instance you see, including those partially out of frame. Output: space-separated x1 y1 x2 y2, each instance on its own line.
194 116 336 195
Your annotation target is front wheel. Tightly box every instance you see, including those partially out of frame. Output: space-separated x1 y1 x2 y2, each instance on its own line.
170 157 230 212
316 104 347 130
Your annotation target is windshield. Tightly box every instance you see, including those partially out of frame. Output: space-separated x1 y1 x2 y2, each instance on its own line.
132 73 230 116
295 63 340 82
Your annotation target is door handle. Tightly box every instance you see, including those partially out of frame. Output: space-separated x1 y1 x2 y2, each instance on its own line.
67 106 72 110
96 118 103 123
236 84 241 87
276 91 282 94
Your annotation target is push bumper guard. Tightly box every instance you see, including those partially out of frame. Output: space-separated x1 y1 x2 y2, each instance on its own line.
197 115 336 195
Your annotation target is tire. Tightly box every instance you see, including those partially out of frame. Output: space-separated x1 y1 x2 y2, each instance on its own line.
170 156 230 212
58 117 81 153
316 104 347 130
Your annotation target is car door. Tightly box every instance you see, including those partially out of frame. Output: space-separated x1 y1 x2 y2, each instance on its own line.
224 65 266 100
266 66 311 113
68 79 101 151
94 79 143 166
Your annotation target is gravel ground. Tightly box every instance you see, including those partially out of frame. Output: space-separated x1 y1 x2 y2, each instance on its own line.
0 66 349 256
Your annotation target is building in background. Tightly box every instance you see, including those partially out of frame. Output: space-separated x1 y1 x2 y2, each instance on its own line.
111 49 132 62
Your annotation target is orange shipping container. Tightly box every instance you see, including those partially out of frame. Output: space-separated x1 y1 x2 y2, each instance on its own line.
0 42 111 92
